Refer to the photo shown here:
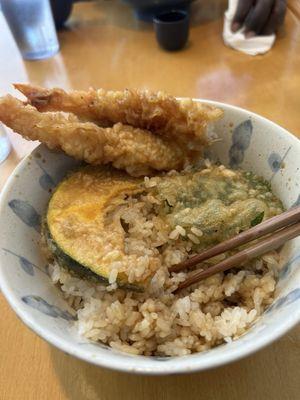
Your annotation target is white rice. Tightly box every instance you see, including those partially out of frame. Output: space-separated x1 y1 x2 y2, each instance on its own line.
46 165 283 356
48 234 279 356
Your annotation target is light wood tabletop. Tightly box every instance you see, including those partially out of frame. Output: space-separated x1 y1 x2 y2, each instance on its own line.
0 1 299 399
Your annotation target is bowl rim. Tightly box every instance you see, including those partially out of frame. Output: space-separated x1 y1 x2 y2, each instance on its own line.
0 99 300 375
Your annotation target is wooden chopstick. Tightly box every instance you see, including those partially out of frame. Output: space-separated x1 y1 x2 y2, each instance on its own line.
173 221 300 293
170 205 300 273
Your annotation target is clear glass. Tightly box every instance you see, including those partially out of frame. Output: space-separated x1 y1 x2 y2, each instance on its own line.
0 0 59 60
0 124 10 164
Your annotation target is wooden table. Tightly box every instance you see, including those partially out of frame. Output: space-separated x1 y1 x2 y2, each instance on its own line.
1 1 299 399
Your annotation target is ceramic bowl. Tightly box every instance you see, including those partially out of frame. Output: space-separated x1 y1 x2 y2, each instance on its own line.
0 100 300 375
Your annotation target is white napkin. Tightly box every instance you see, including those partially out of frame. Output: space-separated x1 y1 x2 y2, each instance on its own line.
223 0 276 56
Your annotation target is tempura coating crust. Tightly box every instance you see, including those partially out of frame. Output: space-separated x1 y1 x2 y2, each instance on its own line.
0 95 186 176
15 84 223 149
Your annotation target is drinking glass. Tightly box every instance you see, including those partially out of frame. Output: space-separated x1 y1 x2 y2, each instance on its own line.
0 124 10 164
0 0 59 60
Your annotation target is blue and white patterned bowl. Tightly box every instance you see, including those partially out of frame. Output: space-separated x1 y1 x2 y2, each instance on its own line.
0 100 299 374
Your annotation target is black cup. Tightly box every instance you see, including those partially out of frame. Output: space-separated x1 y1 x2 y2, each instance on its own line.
153 10 190 51
50 0 73 29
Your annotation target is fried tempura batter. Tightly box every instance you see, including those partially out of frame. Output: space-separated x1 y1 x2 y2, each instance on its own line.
0 95 186 176
15 84 223 149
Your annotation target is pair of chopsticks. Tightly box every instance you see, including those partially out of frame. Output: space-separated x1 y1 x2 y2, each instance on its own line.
170 205 300 293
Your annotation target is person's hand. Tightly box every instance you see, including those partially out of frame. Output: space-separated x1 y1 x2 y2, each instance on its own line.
231 0 287 37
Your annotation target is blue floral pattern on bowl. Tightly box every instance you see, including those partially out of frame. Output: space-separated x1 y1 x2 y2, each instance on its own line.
22 295 76 321
2 248 47 276
8 199 41 232
229 119 253 168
